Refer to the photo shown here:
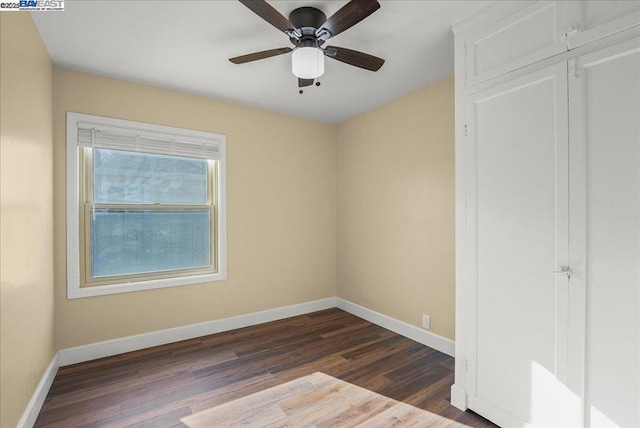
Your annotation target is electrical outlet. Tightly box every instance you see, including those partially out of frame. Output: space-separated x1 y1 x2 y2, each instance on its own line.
422 314 431 330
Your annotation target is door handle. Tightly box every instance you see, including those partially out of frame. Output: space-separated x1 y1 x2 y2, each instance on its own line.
552 265 572 278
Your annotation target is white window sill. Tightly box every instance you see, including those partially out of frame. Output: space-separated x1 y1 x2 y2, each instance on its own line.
67 272 227 299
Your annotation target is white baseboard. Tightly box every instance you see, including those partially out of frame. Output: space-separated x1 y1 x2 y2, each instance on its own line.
17 353 59 428
58 297 455 367
336 298 455 357
58 297 336 366
450 383 468 410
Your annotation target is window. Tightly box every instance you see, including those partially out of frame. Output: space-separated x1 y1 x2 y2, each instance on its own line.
67 113 226 298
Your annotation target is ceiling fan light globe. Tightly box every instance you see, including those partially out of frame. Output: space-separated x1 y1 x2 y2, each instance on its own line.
292 47 325 79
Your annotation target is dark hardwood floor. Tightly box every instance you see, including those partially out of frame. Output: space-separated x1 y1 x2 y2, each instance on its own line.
35 308 494 427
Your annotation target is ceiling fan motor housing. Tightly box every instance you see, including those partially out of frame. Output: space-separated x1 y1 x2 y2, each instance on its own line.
289 7 327 31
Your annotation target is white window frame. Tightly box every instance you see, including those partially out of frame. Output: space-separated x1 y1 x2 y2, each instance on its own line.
66 112 227 299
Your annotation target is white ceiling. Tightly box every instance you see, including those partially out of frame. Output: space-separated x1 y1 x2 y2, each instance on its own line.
31 0 488 124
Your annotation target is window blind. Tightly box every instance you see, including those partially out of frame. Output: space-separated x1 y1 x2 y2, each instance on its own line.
77 122 221 160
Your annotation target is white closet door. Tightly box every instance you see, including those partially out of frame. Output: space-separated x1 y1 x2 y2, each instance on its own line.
466 62 582 427
465 1 569 85
570 38 640 428
566 1 640 49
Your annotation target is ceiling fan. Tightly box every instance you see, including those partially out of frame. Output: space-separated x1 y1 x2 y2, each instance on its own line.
229 0 385 90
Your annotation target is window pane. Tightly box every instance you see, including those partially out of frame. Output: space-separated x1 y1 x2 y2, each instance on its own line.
91 209 211 278
93 149 208 205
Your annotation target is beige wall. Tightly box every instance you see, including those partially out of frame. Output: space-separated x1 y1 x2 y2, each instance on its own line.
53 70 455 348
0 12 56 428
336 77 456 340
53 68 337 349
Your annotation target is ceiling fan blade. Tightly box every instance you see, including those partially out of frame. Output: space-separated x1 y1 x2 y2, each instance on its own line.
324 46 385 71
238 0 296 35
316 0 380 40
298 78 314 88
229 47 293 64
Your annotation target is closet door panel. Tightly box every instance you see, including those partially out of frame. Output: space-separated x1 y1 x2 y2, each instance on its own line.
572 38 640 428
567 1 640 49
467 62 580 426
466 1 568 85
